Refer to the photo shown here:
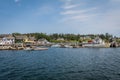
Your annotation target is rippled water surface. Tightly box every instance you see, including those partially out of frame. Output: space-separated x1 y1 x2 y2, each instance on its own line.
0 48 120 80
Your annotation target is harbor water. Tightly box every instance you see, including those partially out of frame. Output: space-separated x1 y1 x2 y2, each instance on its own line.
0 48 120 80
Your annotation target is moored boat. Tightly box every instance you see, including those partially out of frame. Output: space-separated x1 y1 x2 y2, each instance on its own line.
24 47 33 50
60 44 73 48
33 47 48 50
51 44 61 48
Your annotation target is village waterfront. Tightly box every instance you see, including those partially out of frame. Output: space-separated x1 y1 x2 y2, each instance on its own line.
0 33 120 50
0 33 120 79
0 48 120 80
0 33 120 80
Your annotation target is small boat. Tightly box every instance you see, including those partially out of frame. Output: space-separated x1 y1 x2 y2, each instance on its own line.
64 45 73 48
51 44 61 48
33 47 48 50
24 47 48 51
24 47 33 50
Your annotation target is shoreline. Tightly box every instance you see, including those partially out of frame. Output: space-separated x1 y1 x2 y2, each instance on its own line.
0 46 119 51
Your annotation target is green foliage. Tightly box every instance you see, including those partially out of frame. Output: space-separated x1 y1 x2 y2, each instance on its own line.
26 33 51 41
12 33 21 36
11 32 117 43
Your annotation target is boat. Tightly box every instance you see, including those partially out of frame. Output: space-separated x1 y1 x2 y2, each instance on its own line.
24 47 48 51
33 47 48 50
64 45 73 48
51 44 61 48
82 43 106 48
24 47 33 50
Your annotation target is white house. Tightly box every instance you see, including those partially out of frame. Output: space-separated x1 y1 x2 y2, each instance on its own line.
37 38 50 45
57 38 64 41
93 37 105 44
0 37 15 45
82 37 106 47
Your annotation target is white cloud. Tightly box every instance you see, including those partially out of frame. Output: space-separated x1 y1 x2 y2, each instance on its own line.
62 4 80 9
61 8 97 15
70 14 97 20
59 0 120 36
96 10 120 33
60 0 98 22
94 0 120 35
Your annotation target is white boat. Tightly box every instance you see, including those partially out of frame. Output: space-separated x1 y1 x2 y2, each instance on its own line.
24 47 48 51
33 47 48 50
24 47 33 50
64 45 73 48
83 43 106 48
51 44 61 48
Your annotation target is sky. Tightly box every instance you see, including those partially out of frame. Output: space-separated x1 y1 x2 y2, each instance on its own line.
0 0 120 36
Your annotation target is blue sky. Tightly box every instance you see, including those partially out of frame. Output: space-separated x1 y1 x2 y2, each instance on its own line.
0 0 120 36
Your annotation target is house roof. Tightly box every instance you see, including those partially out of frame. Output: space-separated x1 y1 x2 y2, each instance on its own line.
0 34 12 38
15 35 28 40
4 36 15 39
38 38 47 41
29 37 36 41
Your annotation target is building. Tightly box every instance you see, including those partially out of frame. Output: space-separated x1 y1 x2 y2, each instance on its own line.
24 37 36 46
24 36 36 43
0 36 15 45
82 37 106 47
93 37 105 44
37 38 50 45
15 35 28 43
57 38 64 41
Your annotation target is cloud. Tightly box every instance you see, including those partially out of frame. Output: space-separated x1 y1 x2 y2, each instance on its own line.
62 4 80 9
60 0 98 22
61 8 97 15
96 9 120 34
96 0 120 34
59 0 120 36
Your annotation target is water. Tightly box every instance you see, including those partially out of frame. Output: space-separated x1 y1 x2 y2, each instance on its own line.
0 48 120 80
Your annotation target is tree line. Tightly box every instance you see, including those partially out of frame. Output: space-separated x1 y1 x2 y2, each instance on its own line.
12 33 120 43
